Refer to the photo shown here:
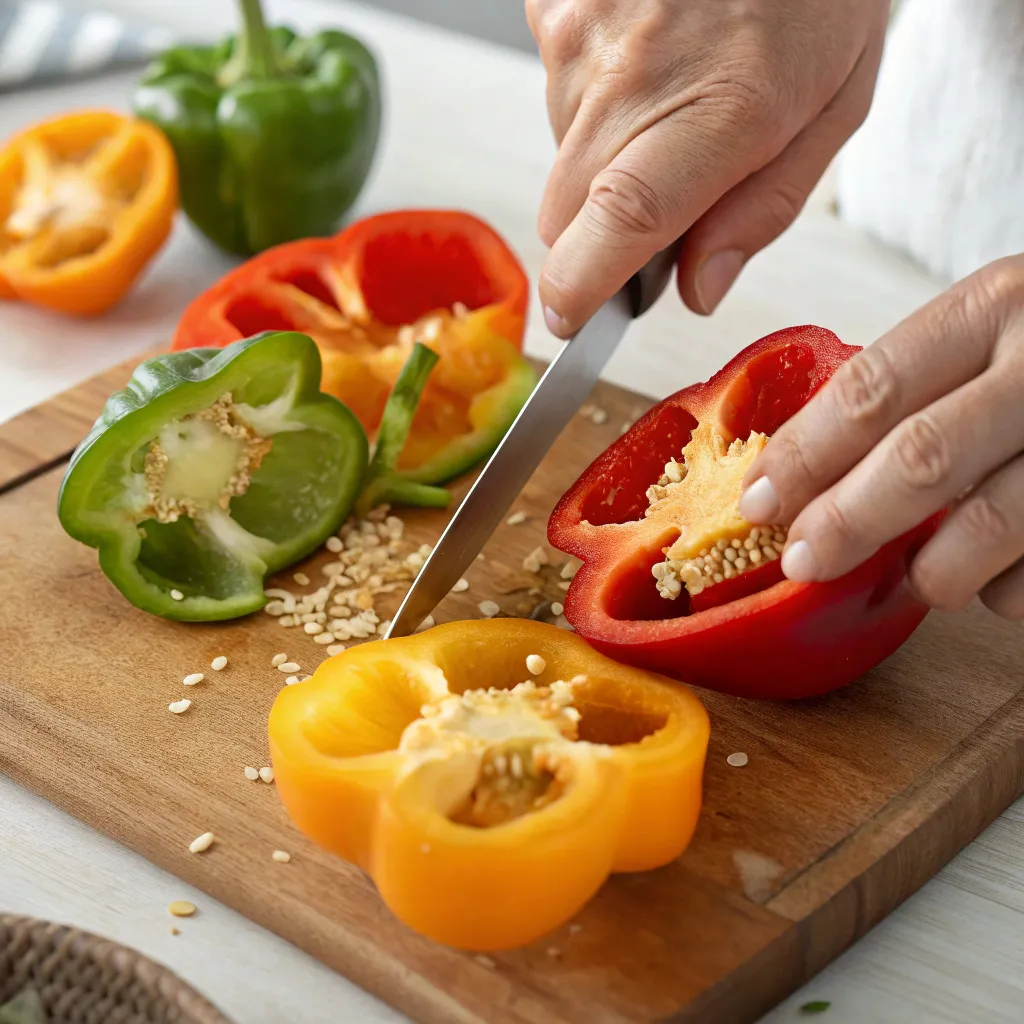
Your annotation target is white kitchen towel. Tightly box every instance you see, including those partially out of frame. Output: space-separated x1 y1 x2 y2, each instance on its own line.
0 0 174 91
837 0 1024 283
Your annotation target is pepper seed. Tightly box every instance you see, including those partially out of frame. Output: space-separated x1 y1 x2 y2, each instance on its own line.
188 832 215 854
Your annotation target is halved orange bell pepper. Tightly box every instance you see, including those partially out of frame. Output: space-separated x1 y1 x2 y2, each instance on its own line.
268 619 709 951
172 210 537 505
0 110 177 316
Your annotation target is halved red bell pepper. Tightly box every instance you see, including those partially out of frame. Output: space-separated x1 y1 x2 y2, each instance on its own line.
172 210 536 507
548 326 940 700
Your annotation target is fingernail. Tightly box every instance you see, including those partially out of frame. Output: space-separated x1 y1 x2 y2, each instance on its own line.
694 249 745 314
739 476 780 523
544 305 570 338
781 539 819 583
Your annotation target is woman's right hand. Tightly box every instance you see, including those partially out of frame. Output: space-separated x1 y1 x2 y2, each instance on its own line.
526 0 890 337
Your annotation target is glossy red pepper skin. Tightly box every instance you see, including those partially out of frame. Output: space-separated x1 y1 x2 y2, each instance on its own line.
548 326 940 701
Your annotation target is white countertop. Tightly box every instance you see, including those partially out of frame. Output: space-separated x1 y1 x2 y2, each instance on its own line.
2 2 1022 1022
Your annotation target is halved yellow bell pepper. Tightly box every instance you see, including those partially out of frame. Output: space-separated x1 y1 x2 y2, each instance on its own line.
268 619 709 950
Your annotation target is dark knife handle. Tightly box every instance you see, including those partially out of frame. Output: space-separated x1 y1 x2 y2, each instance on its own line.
626 237 684 318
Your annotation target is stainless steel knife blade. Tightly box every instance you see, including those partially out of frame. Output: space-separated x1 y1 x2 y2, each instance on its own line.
384 240 682 640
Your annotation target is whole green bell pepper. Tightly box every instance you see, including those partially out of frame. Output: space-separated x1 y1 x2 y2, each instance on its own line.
132 0 381 256
58 332 369 622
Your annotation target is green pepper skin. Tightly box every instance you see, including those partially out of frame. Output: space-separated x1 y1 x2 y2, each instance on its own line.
133 20 381 256
58 332 368 622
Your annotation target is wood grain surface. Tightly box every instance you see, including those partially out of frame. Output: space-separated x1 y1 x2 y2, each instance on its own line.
2 356 1023 1024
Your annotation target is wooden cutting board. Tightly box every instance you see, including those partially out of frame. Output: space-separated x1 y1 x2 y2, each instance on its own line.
2 354 1024 1024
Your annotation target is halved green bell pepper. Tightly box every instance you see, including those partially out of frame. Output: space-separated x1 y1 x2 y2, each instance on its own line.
132 0 381 256
58 332 368 622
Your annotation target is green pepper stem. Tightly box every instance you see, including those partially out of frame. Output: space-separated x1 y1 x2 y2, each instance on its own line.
236 0 276 78
356 342 451 515
355 477 451 519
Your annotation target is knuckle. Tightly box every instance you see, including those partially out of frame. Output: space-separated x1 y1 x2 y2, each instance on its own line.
957 492 1014 549
713 73 780 133
831 346 901 426
818 495 862 549
529 0 583 61
763 431 814 497
892 412 953 491
587 166 666 239
750 177 810 241
941 257 1024 336
592 59 644 104
771 175 810 223
975 257 1024 310
981 569 1024 620
540 262 585 312
907 560 968 613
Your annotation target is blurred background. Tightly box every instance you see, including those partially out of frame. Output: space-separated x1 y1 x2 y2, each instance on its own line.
360 0 536 51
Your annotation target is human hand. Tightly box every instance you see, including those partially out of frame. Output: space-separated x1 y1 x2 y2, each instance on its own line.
739 255 1024 619
525 0 890 337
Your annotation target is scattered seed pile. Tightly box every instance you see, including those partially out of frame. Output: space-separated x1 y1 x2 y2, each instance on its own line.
263 505 430 648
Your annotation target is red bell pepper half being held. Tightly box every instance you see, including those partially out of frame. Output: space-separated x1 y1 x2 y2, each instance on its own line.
548 326 940 700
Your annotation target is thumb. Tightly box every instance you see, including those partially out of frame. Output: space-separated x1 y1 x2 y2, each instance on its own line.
538 106 773 339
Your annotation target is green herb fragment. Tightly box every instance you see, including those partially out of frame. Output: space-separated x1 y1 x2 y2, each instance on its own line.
0 988 48 1024
799 1000 831 1015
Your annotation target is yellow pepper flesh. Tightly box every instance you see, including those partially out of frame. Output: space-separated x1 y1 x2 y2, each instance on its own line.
269 619 709 950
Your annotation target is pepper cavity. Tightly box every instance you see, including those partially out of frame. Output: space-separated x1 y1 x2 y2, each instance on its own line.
643 422 788 600
139 393 272 523
400 679 583 828
451 742 571 828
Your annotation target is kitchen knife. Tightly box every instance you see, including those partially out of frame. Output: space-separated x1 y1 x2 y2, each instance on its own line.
384 239 683 639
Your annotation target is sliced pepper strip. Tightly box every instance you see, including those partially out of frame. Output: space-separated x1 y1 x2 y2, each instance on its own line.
172 210 537 499
0 110 177 316
548 327 942 700
58 332 367 621
268 619 709 950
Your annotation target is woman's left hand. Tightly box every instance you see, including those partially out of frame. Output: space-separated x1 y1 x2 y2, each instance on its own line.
739 254 1024 619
